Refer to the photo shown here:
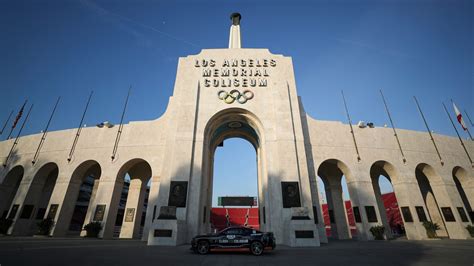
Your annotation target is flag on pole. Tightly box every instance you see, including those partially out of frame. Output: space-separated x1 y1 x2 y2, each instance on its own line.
12 102 26 129
452 102 467 130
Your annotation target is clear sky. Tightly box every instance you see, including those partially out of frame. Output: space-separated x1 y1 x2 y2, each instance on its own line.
0 0 472 206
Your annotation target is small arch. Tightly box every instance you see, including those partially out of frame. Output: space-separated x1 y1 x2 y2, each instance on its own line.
61 160 102 235
317 159 354 240
117 158 152 183
31 162 59 185
317 159 353 183
452 166 469 185
370 160 404 238
452 166 473 223
0 165 24 218
415 163 449 237
111 158 152 239
14 162 59 236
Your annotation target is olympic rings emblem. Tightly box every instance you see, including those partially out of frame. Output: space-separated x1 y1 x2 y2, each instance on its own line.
217 89 254 104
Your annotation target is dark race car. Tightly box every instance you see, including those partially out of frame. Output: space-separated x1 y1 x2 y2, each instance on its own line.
191 226 276 256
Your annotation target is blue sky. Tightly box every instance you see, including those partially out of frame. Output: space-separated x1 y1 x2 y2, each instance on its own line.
0 0 472 206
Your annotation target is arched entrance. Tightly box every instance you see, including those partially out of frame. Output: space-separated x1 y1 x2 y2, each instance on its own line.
317 159 353 240
13 162 59 236
60 160 102 236
200 108 265 235
210 138 259 231
415 163 449 237
370 161 404 238
0 165 24 219
452 166 473 223
113 159 152 239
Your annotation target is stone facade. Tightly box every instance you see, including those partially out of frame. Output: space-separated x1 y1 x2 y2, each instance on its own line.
0 14 472 246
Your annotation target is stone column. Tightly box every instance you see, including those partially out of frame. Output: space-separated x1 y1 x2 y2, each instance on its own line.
83 170 123 239
325 180 351 239
7 179 34 235
346 179 384 241
142 177 160 241
80 179 100 236
371 177 392 239
430 180 471 239
10 181 45 236
119 178 147 239
49 176 82 237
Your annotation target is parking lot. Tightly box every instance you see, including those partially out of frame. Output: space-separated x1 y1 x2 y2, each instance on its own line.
0 237 473 266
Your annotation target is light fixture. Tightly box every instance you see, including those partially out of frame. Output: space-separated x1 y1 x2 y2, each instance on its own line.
96 121 114 128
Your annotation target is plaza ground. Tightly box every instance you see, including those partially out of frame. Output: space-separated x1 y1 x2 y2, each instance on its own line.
0 237 472 266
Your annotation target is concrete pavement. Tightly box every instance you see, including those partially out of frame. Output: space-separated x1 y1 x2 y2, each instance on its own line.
0 237 473 266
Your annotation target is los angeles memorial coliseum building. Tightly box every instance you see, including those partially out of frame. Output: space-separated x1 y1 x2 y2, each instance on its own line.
0 13 472 247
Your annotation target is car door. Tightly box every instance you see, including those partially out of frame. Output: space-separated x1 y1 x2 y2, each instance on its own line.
235 228 251 246
225 228 239 246
217 228 235 247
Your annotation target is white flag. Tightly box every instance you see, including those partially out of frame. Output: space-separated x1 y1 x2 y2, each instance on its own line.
453 102 467 130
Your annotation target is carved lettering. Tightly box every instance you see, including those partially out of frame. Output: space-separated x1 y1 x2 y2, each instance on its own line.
203 69 211 77
196 58 276 88
222 69 230 77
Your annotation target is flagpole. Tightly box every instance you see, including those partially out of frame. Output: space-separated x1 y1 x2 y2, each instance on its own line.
3 104 34 167
68 91 93 162
464 109 474 127
341 90 361 161
32 97 61 164
0 110 13 135
111 86 132 160
5 100 27 140
380 90 406 163
442 102 473 166
413 96 444 165
465 127 473 141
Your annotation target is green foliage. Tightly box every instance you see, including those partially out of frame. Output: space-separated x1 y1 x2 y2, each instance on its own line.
37 218 55 236
369 225 385 240
84 221 103 238
0 218 13 234
422 221 440 238
466 225 474 237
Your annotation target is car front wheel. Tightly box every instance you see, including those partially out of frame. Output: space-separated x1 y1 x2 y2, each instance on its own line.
250 241 264 256
197 241 210 255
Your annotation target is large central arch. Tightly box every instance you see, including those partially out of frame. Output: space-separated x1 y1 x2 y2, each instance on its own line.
199 108 266 235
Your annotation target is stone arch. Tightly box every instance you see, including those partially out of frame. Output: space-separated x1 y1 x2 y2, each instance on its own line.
204 107 264 149
54 160 102 236
0 165 24 219
112 158 152 239
13 162 59 236
369 160 403 238
317 159 353 240
199 108 266 234
452 166 473 222
415 163 449 237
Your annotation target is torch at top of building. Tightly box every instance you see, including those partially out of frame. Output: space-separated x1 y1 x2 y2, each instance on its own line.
229 13 242 49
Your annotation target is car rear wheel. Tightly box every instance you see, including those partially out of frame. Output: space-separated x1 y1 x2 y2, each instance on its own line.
197 241 210 255
250 241 264 256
